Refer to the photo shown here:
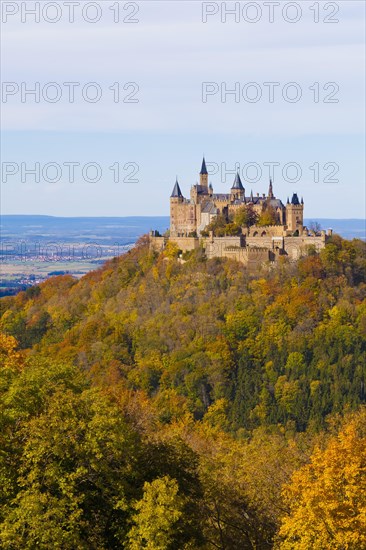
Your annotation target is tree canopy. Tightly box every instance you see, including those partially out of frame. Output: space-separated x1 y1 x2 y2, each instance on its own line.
0 234 365 548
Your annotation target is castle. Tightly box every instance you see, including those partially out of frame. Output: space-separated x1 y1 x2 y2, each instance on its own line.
150 158 331 269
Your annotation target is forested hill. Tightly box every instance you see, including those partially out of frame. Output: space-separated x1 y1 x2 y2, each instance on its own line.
2 234 366 432
0 234 366 548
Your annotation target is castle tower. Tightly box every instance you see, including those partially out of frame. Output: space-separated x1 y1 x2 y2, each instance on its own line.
230 172 245 201
268 179 274 198
170 178 184 236
286 192 304 232
199 157 209 191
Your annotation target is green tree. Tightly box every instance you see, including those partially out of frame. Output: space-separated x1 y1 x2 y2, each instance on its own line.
0 384 140 549
127 476 184 550
234 204 258 228
258 206 278 226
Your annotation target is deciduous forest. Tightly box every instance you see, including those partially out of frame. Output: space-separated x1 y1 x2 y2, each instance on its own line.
1 234 365 549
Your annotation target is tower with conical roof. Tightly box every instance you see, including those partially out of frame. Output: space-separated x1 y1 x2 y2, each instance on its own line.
199 156 209 191
170 178 184 236
286 192 304 232
171 178 183 199
230 172 245 201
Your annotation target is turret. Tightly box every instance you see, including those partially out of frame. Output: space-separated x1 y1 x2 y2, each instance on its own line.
268 179 274 198
286 192 304 232
170 178 184 236
230 172 245 201
170 178 183 201
199 156 208 191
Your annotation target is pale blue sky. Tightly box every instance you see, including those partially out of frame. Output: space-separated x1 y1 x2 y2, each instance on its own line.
1 1 365 218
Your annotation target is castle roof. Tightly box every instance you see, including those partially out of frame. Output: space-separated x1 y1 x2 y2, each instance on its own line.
267 198 285 209
200 157 208 175
248 195 264 205
291 193 300 205
171 179 183 198
231 196 284 208
195 184 209 195
201 201 218 214
231 172 244 190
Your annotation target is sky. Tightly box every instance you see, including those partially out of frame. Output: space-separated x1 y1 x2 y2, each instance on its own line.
1 0 365 218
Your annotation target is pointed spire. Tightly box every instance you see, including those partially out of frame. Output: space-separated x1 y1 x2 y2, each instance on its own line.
200 156 208 175
250 189 254 202
301 196 304 204
287 197 290 204
231 172 244 190
171 178 183 198
268 178 274 198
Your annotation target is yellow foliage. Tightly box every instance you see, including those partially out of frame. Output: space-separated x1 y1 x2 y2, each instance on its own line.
163 241 180 259
0 333 23 371
277 408 366 549
127 476 184 550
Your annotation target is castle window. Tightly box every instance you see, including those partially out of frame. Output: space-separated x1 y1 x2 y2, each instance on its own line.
261 231 266 237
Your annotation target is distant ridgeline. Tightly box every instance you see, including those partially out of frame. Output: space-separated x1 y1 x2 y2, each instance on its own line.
150 157 334 270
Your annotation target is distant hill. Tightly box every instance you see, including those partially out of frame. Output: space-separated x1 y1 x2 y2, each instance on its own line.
1 215 364 243
0 215 170 246
304 218 365 241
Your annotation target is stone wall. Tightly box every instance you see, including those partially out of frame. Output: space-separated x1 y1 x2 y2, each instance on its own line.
247 247 271 270
170 236 200 251
150 232 328 267
149 236 166 252
170 200 197 236
246 236 274 250
283 235 326 259
206 238 271 269
205 236 246 261
244 225 286 237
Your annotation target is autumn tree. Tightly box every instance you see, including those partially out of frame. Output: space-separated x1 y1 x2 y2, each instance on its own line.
127 476 184 550
0 385 140 548
258 205 278 226
277 408 366 549
234 204 258 228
